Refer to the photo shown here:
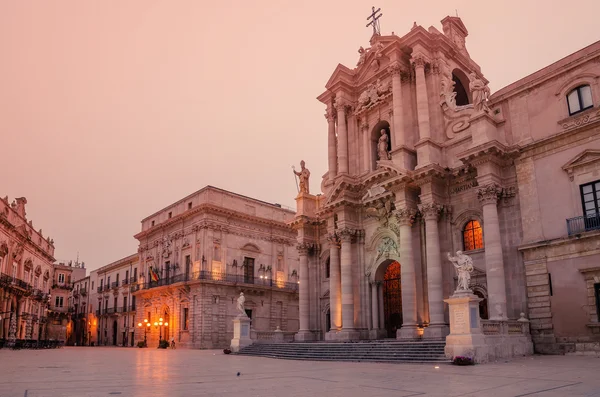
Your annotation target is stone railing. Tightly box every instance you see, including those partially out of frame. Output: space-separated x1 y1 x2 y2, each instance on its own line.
481 314 531 336
250 327 295 343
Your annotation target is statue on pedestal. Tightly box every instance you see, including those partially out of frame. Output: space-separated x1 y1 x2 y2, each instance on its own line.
469 72 491 113
447 251 474 292
293 160 311 194
236 292 247 317
377 130 391 160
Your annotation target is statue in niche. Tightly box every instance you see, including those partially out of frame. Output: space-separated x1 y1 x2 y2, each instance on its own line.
469 72 491 113
236 292 247 317
293 160 311 194
377 130 391 161
447 251 474 292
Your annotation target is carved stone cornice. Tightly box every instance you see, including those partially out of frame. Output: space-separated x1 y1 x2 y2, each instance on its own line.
326 233 340 248
395 208 417 226
418 203 443 221
477 183 502 205
296 243 311 255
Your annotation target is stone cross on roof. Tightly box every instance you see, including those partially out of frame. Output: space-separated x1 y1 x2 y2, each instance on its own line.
366 6 382 36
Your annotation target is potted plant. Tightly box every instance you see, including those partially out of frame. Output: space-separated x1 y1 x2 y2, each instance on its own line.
452 356 474 366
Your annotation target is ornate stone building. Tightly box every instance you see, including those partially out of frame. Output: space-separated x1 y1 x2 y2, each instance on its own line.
0 196 55 342
293 15 600 354
46 261 85 342
132 186 299 349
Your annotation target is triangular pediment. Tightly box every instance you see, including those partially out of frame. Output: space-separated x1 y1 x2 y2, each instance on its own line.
324 64 355 90
562 149 600 179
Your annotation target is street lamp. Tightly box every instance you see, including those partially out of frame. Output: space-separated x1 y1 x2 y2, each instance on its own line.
137 318 151 347
153 317 168 346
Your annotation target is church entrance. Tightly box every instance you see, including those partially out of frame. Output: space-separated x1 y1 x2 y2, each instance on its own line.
383 261 402 338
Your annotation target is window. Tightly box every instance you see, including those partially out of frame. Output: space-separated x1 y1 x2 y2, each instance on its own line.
123 296 128 310
325 257 330 279
151 220 155 227
183 308 189 330
58 273 65 283
116 273 119 284
188 202 192 210
133 268 138 281
125 270 129 281
168 212 172 219
92 281 94 290
107 276 110 286
580 180 600 230
567 85 593 115
55 296 63 308
463 220 484 251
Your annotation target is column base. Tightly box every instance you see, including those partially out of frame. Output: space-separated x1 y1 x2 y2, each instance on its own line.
423 324 449 339
368 329 387 340
294 330 316 342
230 316 253 352
326 329 360 341
397 325 420 340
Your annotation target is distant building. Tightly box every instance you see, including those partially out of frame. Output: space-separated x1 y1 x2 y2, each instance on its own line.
47 260 86 343
0 196 55 342
132 186 300 348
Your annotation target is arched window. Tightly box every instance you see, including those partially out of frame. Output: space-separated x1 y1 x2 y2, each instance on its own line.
325 257 330 279
453 73 470 106
463 220 483 251
567 85 593 116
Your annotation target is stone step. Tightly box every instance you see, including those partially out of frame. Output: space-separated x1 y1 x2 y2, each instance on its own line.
237 353 450 363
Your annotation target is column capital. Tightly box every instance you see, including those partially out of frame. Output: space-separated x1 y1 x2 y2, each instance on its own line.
326 233 340 248
296 242 312 255
360 122 369 132
418 202 443 221
337 227 357 242
411 54 428 69
335 99 350 113
388 62 403 76
477 183 502 205
325 106 336 123
394 208 417 226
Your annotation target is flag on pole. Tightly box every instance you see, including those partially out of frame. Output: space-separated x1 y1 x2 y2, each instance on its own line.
149 266 160 282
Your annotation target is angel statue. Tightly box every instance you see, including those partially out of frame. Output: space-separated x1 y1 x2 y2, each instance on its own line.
447 251 474 292
236 292 247 317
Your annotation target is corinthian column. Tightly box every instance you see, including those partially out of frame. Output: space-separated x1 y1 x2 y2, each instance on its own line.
419 203 449 339
360 122 370 173
478 184 508 321
327 234 342 331
295 243 314 341
339 228 357 337
335 99 349 174
396 208 419 339
326 107 338 181
388 62 405 149
412 55 431 140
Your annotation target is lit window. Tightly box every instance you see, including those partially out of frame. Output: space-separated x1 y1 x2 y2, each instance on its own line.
463 220 484 251
567 85 593 116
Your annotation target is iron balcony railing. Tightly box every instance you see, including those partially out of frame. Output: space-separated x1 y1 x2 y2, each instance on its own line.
121 279 130 286
111 281 119 289
103 285 110 292
138 270 299 292
129 277 136 284
97 286 103 293
566 214 600 236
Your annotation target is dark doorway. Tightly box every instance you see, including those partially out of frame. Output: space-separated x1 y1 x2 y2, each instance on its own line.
244 258 255 284
112 320 117 346
474 290 489 320
452 73 469 106
325 309 331 332
383 261 402 338
245 309 253 319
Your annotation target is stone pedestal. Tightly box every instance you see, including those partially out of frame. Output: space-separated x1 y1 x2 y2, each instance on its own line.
295 330 315 342
414 138 442 169
295 192 317 217
230 316 252 353
444 292 486 362
397 325 420 339
469 111 503 146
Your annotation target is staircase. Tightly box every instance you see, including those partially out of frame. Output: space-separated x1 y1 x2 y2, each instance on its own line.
237 340 450 364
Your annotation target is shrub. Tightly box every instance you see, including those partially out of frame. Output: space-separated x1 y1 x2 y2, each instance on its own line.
137 341 147 348
158 340 169 349
452 356 474 366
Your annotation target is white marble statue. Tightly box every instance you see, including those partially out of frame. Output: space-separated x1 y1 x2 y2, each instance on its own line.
377 130 391 160
236 292 247 317
469 72 491 113
447 250 474 292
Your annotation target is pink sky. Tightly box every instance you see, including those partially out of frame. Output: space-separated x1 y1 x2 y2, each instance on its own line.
1 1 598 271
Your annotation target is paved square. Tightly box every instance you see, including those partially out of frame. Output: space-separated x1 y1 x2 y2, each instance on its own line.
0 348 599 396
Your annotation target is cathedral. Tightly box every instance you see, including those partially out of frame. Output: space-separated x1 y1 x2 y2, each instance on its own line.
293 14 600 356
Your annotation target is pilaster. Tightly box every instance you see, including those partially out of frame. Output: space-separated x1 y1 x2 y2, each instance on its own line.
335 97 350 174
395 207 420 339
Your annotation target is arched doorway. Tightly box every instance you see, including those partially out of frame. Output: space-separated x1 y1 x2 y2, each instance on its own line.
325 308 331 332
383 261 402 338
112 320 117 345
473 290 489 320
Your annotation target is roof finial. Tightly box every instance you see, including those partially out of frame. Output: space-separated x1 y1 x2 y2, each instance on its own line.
366 6 383 36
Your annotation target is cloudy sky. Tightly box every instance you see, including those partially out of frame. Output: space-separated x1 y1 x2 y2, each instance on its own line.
1 0 598 271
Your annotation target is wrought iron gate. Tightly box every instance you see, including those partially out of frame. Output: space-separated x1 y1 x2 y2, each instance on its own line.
383 261 402 338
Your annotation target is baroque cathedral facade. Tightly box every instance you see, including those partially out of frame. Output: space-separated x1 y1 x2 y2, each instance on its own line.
293 15 600 354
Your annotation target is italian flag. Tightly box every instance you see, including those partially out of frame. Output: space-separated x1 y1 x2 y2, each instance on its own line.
149 266 160 282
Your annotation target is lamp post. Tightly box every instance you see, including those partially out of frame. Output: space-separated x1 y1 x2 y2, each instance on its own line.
137 318 151 347
153 317 168 347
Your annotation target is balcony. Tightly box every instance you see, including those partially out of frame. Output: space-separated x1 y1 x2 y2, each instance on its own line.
80 287 87 296
121 279 130 286
52 282 73 291
97 286 103 293
567 214 600 236
111 281 119 289
138 271 299 293
95 309 100 317
103 285 110 292
129 277 136 284
105 307 116 315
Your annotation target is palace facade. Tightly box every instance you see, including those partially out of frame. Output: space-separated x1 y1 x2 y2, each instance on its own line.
0 196 55 342
132 186 299 349
294 15 600 355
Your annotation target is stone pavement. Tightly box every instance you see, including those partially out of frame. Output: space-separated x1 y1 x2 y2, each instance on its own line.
0 347 599 396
